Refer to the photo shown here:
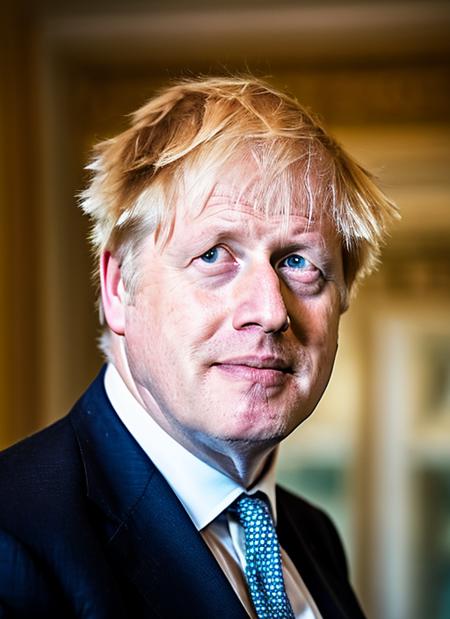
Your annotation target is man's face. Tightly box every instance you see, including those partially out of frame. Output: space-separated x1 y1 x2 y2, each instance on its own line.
122 178 346 449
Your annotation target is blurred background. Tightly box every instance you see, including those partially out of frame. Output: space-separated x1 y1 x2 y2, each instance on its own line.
1 0 449 617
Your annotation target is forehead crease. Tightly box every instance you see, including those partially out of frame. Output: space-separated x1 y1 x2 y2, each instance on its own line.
179 207 331 250
180 213 258 245
180 157 321 220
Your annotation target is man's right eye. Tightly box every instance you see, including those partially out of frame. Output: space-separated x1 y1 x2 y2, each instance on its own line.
193 246 238 277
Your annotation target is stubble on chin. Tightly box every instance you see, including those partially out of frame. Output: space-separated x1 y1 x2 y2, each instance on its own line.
223 381 290 442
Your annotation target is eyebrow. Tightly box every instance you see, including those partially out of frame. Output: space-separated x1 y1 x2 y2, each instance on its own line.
180 215 329 258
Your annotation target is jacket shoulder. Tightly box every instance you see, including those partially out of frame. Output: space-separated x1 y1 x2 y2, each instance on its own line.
0 366 108 515
0 415 82 512
0 526 68 617
0 417 86 615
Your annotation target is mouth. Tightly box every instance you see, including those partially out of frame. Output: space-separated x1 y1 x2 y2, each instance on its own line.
211 356 293 387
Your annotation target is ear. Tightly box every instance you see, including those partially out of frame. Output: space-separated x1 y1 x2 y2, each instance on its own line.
100 251 126 335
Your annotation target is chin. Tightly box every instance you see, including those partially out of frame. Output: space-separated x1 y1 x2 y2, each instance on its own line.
216 412 293 444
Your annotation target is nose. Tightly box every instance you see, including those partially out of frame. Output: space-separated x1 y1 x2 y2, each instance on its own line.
232 261 289 334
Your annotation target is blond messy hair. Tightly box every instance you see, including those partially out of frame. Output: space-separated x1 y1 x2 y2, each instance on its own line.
80 75 398 352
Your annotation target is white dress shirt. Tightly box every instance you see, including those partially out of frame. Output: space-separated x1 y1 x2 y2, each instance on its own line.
104 363 322 618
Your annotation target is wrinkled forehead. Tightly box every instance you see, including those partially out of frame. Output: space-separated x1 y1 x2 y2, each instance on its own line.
173 147 334 231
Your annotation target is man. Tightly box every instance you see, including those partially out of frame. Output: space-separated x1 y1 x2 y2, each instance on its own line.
0 76 397 618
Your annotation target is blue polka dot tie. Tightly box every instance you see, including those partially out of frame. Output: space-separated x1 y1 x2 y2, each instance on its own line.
235 495 295 619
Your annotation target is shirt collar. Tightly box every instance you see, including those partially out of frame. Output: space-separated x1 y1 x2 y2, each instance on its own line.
104 362 278 530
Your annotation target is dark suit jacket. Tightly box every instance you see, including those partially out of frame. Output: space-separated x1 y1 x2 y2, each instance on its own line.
0 367 366 618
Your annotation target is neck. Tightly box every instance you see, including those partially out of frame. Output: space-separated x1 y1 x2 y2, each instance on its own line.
172 430 277 488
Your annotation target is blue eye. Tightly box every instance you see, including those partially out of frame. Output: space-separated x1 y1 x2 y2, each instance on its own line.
200 247 219 263
283 254 309 269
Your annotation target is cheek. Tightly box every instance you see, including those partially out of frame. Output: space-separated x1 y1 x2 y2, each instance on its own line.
125 288 219 377
174 287 228 340
303 294 341 364
293 293 340 344
317 320 340 384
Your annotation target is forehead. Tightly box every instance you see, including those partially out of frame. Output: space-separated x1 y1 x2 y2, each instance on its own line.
164 186 340 259
175 152 331 228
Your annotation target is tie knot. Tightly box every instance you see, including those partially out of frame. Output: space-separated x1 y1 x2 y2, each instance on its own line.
235 495 273 527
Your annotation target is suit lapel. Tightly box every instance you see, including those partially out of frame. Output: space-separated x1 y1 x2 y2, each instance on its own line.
70 368 248 619
108 465 248 618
